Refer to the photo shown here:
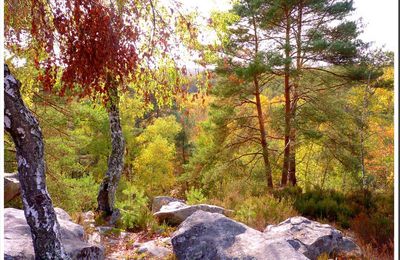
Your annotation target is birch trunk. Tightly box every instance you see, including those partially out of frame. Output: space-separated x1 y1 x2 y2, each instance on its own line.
4 64 69 259
97 87 125 215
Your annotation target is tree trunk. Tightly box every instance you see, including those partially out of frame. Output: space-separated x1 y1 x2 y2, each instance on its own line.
288 126 297 185
359 71 371 189
251 14 273 188
4 64 69 259
97 87 125 215
254 77 274 188
281 9 291 186
287 1 303 187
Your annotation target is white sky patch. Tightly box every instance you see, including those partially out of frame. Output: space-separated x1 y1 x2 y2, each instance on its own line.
180 0 398 52
347 0 397 51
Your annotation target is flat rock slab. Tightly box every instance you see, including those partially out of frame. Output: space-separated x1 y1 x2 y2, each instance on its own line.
4 207 104 260
137 239 172 258
264 216 362 259
154 201 227 225
171 210 308 260
152 196 185 213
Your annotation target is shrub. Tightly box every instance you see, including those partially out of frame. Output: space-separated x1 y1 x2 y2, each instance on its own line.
233 195 297 230
293 189 355 227
115 184 155 231
272 186 302 201
48 174 98 213
185 187 207 205
293 188 394 254
235 201 257 224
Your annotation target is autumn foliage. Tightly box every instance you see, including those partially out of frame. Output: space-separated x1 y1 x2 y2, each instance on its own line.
30 0 140 100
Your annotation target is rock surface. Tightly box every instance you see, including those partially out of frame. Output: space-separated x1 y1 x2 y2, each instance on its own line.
4 173 20 203
264 216 362 259
172 212 362 260
152 196 185 213
154 201 227 225
137 239 173 258
171 210 308 260
4 207 104 260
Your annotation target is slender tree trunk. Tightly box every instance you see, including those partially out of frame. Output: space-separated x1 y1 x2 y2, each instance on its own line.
288 126 297 185
287 1 303 186
97 87 125 215
254 77 274 188
250 14 273 188
4 64 69 259
281 8 291 186
360 71 371 189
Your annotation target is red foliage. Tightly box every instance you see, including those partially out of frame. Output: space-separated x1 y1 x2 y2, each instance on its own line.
31 0 139 101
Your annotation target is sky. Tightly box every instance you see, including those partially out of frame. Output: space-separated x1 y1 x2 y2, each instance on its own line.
352 0 398 52
181 0 398 52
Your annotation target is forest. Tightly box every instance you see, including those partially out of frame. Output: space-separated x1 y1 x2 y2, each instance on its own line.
4 0 395 259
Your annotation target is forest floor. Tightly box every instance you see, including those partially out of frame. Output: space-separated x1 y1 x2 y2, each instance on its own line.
79 211 174 259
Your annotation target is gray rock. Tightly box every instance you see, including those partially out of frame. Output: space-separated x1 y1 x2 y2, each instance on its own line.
95 226 113 234
152 196 185 213
109 208 121 225
137 240 172 258
54 207 73 221
171 210 308 260
264 216 362 259
4 173 20 203
154 201 228 225
4 208 104 260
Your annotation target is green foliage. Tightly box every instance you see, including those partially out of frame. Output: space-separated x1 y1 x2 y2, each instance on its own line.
115 184 155 231
132 116 181 197
287 187 394 245
233 195 297 230
350 191 394 249
48 175 98 213
185 187 207 205
293 189 355 226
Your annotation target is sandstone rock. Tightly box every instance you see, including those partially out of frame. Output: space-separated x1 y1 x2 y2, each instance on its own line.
4 173 20 203
4 208 104 260
264 216 362 259
137 240 173 258
152 196 185 213
171 210 308 260
54 207 72 221
154 201 227 225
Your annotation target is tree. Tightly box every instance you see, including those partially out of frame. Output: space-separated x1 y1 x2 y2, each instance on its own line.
5 0 196 217
209 0 287 188
4 64 69 259
259 0 364 186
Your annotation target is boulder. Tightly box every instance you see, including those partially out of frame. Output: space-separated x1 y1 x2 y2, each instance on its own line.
171 210 308 260
152 196 185 213
137 240 173 258
4 207 104 260
264 216 362 259
154 201 227 225
4 173 20 203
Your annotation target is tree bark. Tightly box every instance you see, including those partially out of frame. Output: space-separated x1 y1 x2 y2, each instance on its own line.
281 8 291 186
251 14 273 188
287 0 303 187
288 126 297 185
4 64 69 259
254 77 274 188
97 87 125 215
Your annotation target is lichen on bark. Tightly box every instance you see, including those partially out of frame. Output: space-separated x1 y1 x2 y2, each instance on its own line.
4 64 69 259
